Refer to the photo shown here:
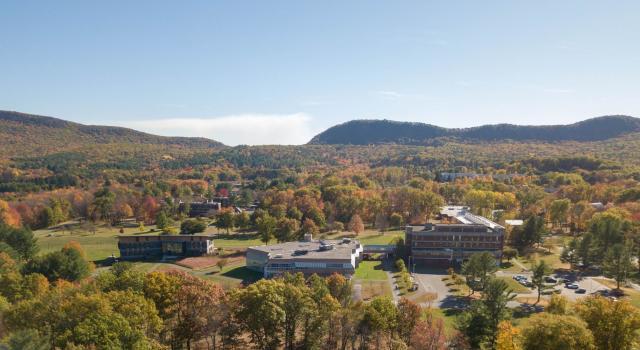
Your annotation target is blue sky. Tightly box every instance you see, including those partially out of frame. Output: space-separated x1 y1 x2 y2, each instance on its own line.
1 1 639 145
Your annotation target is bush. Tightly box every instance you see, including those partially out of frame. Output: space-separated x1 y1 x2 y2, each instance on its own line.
180 219 207 235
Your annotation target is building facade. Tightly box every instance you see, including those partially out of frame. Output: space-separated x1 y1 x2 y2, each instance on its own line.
405 206 504 266
246 237 363 278
118 234 215 260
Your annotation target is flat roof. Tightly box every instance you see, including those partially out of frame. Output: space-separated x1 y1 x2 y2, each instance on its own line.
249 239 360 261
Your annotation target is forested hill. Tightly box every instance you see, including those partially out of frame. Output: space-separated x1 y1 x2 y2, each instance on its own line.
308 115 640 145
0 110 224 158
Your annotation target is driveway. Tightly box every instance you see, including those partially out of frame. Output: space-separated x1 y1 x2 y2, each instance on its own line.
412 267 457 307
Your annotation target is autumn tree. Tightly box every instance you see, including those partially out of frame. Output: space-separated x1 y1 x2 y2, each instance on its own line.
348 214 364 236
520 313 595 350
396 298 421 347
495 321 521 350
275 217 300 242
576 296 640 350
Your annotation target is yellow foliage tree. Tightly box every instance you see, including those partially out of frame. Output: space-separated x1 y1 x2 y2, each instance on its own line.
495 321 521 350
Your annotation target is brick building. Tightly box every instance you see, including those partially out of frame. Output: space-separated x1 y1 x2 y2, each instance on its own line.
405 206 504 266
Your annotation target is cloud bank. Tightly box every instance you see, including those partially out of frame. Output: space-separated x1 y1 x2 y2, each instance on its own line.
118 113 315 146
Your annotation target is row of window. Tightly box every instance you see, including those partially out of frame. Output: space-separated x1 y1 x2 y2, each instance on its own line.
410 235 500 242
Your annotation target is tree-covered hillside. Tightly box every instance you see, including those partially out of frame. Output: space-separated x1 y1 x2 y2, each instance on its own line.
0 110 225 159
309 115 640 145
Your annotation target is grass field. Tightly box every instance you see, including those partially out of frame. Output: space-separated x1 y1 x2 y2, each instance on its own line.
213 233 267 248
358 280 392 300
35 224 129 261
354 261 388 280
517 248 569 271
495 276 531 293
425 308 460 335
326 229 403 245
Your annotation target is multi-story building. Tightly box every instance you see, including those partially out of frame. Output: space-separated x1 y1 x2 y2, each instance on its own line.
246 236 363 278
178 200 222 218
405 206 504 266
117 234 215 260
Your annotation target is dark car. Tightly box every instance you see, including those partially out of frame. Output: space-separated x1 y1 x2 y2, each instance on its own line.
575 288 587 294
545 277 557 283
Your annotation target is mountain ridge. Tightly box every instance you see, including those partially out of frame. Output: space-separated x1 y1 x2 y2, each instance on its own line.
0 110 225 159
308 115 640 145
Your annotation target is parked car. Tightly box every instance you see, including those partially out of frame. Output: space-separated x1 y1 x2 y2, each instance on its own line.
575 288 587 294
545 276 557 283
565 283 579 289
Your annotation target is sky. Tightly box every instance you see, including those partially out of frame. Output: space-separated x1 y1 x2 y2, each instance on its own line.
1 1 639 145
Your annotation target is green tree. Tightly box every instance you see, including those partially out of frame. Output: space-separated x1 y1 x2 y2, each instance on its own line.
215 210 235 234
235 211 251 230
91 187 115 222
512 216 544 251
0 224 38 260
363 297 397 350
531 260 552 304
603 242 633 290
549 199 570 230
23 243 92 282
234 279 285 350
461 252 498 295
180 219 207 235
275 218 300 243
502 247 518 263
520 313 595 350
155 211 170 231
389 212 404 228
257 214 277 245
457 278 515 348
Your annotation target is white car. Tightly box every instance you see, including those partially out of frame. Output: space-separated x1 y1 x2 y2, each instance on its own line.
565 283 579 289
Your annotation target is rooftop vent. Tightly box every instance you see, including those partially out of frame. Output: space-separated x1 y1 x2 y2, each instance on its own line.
319 244 334 251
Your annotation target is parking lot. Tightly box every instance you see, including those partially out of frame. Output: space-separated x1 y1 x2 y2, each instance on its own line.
409 268 614 309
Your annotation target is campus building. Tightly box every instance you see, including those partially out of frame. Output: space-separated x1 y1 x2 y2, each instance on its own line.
405 206 505 266
246 236 364 278
117 234 215 260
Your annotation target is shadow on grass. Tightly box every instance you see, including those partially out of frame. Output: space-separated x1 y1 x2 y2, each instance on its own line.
215 233 261 240
500 262 514 269
221 266 262 284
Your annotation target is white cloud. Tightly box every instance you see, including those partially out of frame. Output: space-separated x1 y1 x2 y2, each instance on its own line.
376 90 404 99
117 113 315 146
542 88 574 94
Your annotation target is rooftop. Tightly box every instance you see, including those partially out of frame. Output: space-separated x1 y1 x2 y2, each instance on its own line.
249 239 361 261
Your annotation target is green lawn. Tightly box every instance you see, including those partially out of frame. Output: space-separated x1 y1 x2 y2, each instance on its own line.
495 276 531 293
358 232 403 245
131 260 262 290
212 233 267 248
425 308 460 335
35 224 130 261
354 261 388 280
517 248 568 270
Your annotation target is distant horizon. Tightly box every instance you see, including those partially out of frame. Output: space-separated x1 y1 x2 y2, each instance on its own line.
2 1 640 145
2 109 637 146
